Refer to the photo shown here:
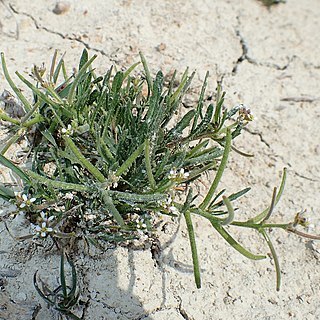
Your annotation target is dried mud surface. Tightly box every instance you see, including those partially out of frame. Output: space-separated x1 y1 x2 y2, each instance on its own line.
0 1 320 319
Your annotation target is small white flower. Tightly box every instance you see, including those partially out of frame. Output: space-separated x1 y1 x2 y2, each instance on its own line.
33 221 54 238
61 124 73 136
135 216 148 230
168 168 189 181
179 168 189 179
109 172 120 188
39 211 55 224
19 194 36 209
237 104 253 123
64 192 74 200
158 194 179 215
168 206 179 215
168 168 176 179
132 108 138 117
84 213 97 221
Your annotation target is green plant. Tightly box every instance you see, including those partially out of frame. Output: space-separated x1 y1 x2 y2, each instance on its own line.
0 50 318 294
34 251 80 320
259 0 286 7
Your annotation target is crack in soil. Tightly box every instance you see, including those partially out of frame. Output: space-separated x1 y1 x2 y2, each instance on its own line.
232 17 291 75
232 29 257 75
8 4 120 63
177 296 194 320
243 127 271 148
80 296 91 320
280 96 320 103
293 171 319 182
273 154 319 182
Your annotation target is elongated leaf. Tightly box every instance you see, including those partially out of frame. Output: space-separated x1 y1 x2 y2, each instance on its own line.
41 129 58 148
166 110 196 141
67 54 97 104
64 136 105 183
144 139 156 189
115 141 145 177
200 128 232 210
60 251 67 298
221 196 235 225
190 103 214 138
210 187 251 209
250 168 287 223
49 49 58 83
53 52 66 84
33 271 55 306
67 254 78 299
26 170 90 192
79 49 89 71
181 190 201 288
260 229 281 291
1 128 27 155
184 207 201 288
0 154 29 182
187 140 210 158
100 190 124 226
16 72 61 109
170 69 195 105
191 71 209 132
212 223 266 260
0 182 15 200
139 52 152 98
1 52 31 111
123 61 140 80
108 190 165 203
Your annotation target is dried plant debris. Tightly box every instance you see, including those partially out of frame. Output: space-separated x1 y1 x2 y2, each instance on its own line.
0 89 25 118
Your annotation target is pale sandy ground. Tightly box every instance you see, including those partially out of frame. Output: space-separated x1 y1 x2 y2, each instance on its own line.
0 0 320 319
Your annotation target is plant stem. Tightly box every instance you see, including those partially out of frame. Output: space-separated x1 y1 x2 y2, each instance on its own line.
260 229 281 291
26 170 91 192
184 210 201 288
199 128 232 210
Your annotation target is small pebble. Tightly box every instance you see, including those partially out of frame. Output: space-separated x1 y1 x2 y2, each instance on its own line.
53 1 71 15
156 43 167 52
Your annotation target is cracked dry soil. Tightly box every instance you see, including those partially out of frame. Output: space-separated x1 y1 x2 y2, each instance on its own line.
1 0 320 319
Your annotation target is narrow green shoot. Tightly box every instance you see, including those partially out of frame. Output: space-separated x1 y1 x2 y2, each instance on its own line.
1 52 32 111
260 229 281 291
144 139 156 190
115 141 145 177
250 168 287 223
212 223 266 260
67 53 97 104
221 196 235 225
0 153 30 182
200 128 232 210
64 136 105 183
184 210 201 288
